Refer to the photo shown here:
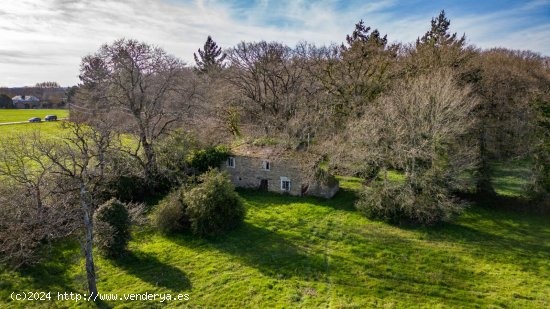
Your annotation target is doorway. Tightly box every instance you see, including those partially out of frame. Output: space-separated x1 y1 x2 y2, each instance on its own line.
259 179 268 191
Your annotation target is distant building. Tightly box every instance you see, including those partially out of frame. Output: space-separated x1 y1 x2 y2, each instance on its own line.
221 144 339 198
12 95 40 109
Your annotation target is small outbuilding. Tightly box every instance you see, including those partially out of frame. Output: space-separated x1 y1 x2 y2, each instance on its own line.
221 144 339 198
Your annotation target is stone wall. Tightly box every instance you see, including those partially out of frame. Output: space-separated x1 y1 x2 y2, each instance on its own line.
221 155 340 198
305 181 340 199
221 156 304 196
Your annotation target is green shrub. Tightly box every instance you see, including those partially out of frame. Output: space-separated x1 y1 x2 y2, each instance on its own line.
356 176 464 225
152 189 189 234
94 199 131 258
187 145 229 174
107 175 148 202
185 170 245 237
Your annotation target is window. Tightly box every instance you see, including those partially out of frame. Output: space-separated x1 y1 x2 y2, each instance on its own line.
227 157 235 168
280 177 291 191
262 160 270 171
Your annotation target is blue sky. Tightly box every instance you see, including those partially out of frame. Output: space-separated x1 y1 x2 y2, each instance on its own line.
1 0 549 87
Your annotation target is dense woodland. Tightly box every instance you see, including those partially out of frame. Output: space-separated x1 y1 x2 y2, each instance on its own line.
0 11 549 300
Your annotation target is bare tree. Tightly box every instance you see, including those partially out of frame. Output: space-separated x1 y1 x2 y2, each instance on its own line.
0 133 79 268
0 182 78 267
332 70 479 224
32 116 116 298
78 39 197 186
0 133 53 210
334 69 479 187
225 41 306 136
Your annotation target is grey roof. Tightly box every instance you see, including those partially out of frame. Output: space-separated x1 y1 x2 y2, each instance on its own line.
12 95 40 102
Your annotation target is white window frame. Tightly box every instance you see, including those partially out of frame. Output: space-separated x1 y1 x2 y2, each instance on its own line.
280 176 291 191
262 160 270 171
227 156 235 168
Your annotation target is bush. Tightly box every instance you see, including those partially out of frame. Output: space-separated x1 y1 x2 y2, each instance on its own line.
152 188 190 234
185 170 245 237
356 176 464 225
105 175 148 202
0 183 79 268
187 146 229 174
94 199 131 258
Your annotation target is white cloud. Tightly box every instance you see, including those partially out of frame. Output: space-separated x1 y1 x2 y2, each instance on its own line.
0 0 548 87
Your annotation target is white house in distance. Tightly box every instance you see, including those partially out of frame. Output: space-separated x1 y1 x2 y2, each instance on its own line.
12 95 40 109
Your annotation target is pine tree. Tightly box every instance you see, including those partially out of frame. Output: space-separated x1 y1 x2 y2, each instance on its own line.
344 20 387 49
417 10 465 48
194 35 227 74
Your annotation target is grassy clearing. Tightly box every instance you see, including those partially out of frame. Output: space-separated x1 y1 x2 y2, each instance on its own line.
0 121 68 138
0 109 69 123
0 121 137 150
1 178 548 308
491 159 533 197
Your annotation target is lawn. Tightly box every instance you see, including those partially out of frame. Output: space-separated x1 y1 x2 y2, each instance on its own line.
491 159 533 197
1 177 548 308
0 109 68 123
0 121 68 138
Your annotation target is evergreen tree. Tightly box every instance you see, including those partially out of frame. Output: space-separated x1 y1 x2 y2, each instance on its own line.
194 35 227 74
344 20 387 49
417 10 465 48
0 94 12 109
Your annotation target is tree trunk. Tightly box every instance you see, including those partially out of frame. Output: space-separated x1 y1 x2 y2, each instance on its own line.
141 135 157 188
80 184 98 298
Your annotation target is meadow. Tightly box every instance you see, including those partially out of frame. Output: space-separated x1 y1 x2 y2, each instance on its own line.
0 111 548 308
0 109 69 123
1 176 548 308
0 121 67 138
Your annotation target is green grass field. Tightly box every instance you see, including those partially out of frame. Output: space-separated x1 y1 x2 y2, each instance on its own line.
0 122 68 138
0 109 69 123
0 114 547 308
1 177 548 308
491 159 533 197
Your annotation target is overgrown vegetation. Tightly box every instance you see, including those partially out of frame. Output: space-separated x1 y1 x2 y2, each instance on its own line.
153 170 245 237
357 177 465 225
186 145 229 174
93 199 131 258
153 188 189 234
185 170 245 237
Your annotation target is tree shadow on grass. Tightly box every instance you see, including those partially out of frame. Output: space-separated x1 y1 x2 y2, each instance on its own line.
167 222 327 280
10 239 112 308
113 250 191 292
402 208 550 278
10 239 78 289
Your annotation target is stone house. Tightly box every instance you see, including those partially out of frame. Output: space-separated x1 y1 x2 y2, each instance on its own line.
221 144 339 198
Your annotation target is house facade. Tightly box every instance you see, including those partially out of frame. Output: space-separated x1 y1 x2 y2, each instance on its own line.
221 145 339 198
12 95 40 109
